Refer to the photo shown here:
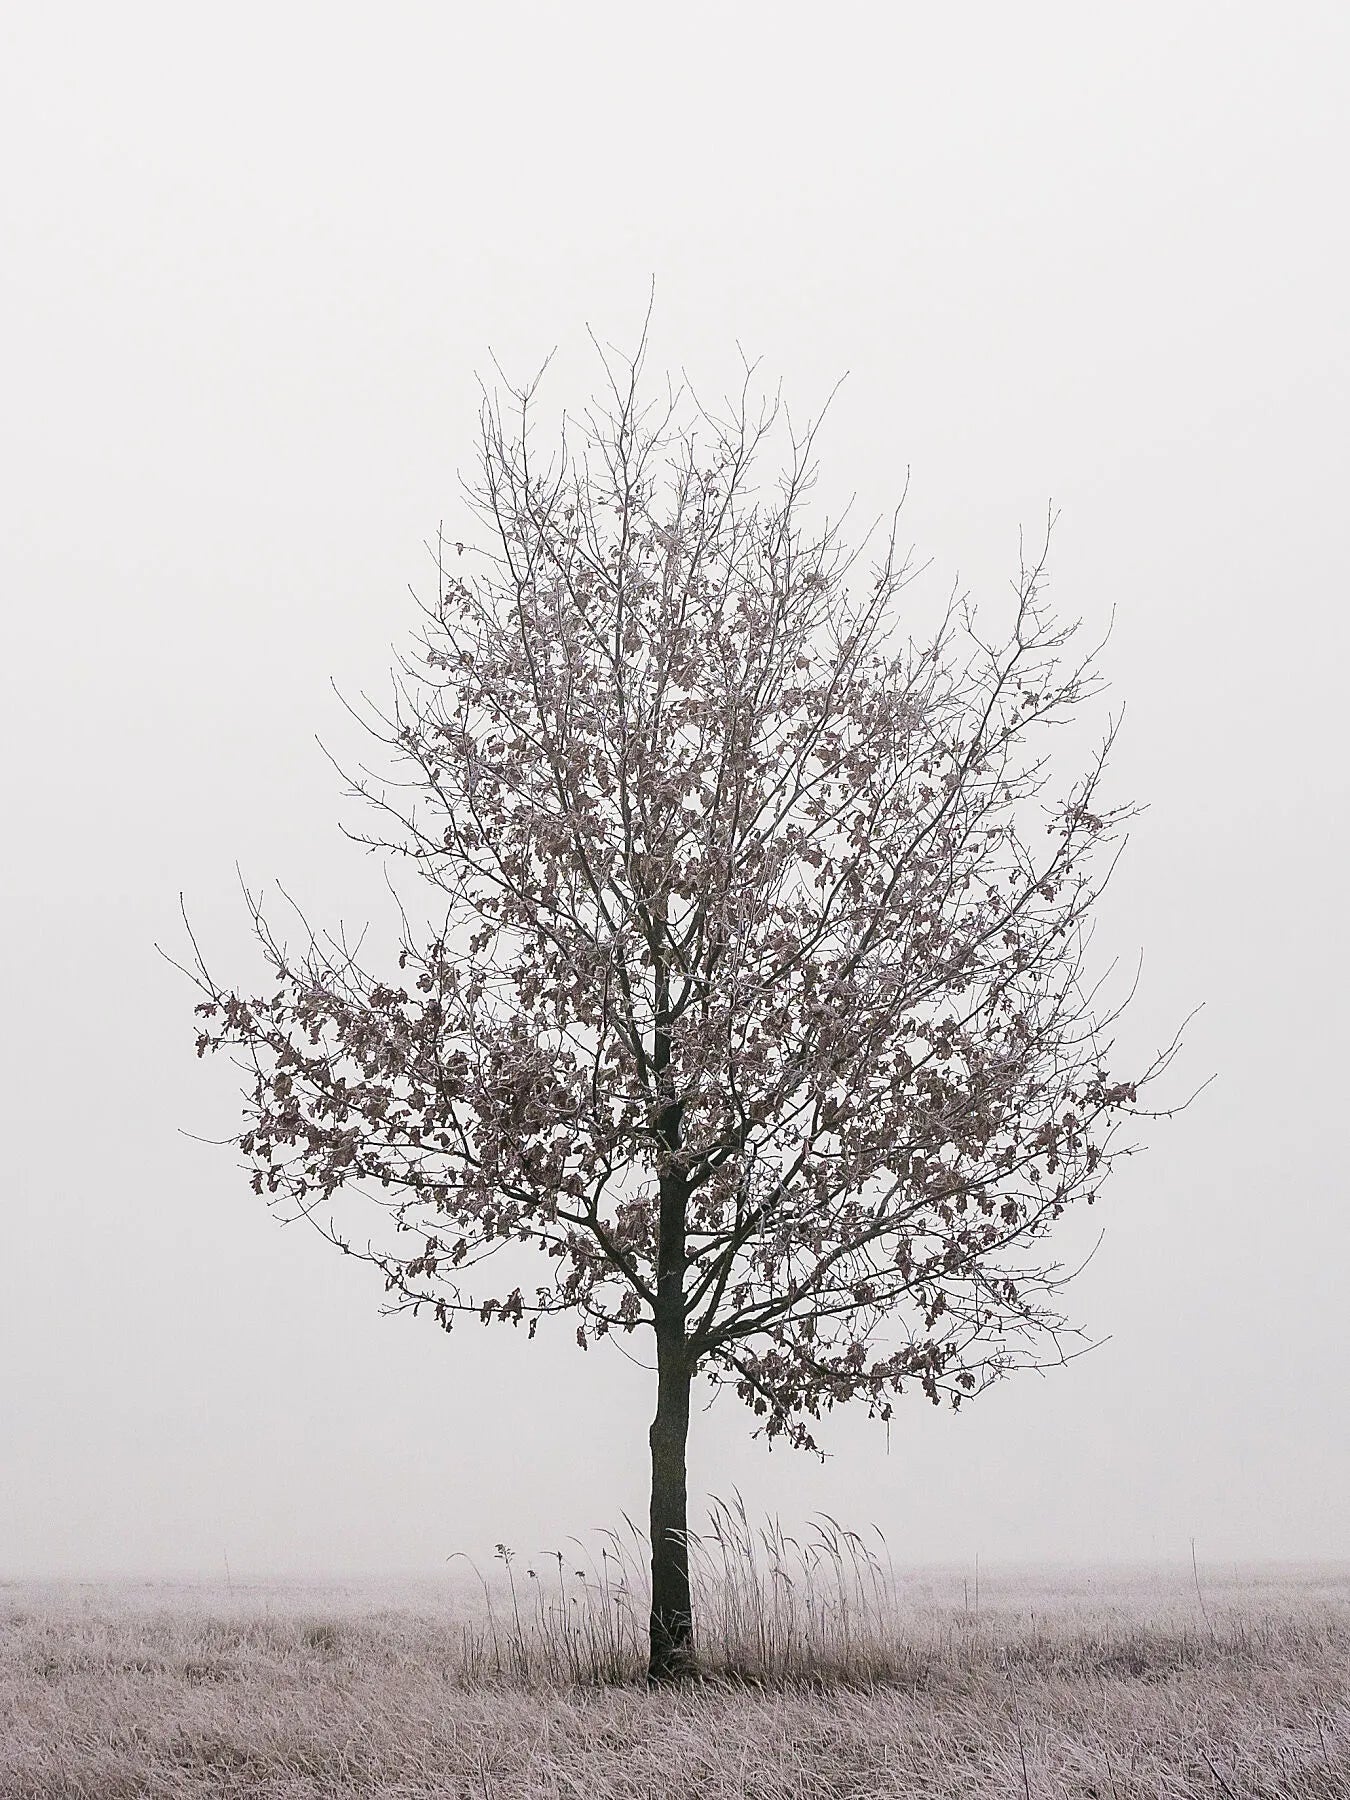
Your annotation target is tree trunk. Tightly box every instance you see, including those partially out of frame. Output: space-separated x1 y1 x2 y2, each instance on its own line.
647 1330 694 1682
647 899 694 1684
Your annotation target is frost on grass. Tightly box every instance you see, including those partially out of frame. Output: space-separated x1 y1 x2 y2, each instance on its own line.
1 1562 1347 1798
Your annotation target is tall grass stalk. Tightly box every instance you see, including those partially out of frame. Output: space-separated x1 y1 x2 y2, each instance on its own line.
454 1490 976 1687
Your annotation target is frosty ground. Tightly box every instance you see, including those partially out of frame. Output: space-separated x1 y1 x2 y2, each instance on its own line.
2 1562 1346 1798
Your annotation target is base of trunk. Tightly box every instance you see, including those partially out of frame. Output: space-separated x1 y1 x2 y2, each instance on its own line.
647 1603 696 1684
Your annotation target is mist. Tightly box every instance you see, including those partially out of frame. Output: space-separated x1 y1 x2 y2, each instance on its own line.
2 1 1346 1582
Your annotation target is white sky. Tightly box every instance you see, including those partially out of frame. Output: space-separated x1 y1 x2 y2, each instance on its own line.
3 1 1347 1582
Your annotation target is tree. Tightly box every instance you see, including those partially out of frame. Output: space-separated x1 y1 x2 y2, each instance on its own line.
181 339 1178 1683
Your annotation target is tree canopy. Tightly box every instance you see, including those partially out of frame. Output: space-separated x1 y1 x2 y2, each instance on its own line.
183 341 1177 1677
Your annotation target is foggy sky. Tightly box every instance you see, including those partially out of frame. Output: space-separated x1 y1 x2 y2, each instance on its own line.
3 2 1347 1581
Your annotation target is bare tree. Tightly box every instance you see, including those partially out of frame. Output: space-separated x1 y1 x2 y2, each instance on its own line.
180 336 1179 1682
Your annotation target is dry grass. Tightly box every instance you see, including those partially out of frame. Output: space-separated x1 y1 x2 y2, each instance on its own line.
3 1518 1347 1798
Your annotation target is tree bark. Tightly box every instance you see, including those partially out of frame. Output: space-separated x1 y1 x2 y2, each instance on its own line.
647 891 695 1683
647 1326 694 1682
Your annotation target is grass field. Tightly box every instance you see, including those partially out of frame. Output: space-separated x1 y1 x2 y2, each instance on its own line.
3 1535 1347 1798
